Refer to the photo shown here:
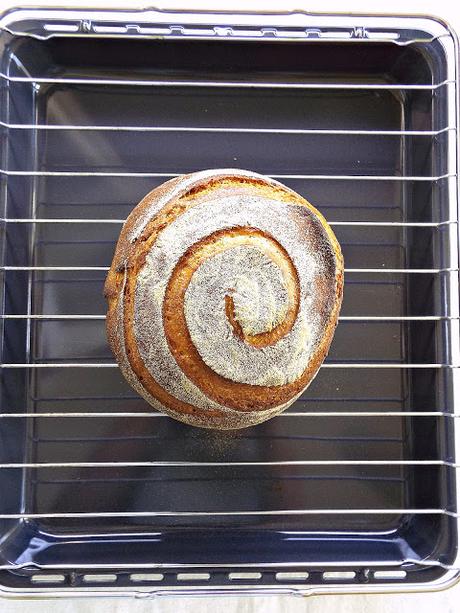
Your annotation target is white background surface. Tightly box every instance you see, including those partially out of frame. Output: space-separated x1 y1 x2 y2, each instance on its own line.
1 0 460 610
1 591 460 613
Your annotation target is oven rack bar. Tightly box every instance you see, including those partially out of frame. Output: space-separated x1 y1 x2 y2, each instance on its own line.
0 460 458 469
0 170 455 180
1 314 457 321
0 508 458 519
2 266 457 273
1 218 457 228
0 72 454 89
0 558 456 571
0 121 455 136
0 411 457 418
0 363 457 369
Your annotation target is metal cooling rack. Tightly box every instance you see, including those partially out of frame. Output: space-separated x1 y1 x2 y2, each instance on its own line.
0 6 459 597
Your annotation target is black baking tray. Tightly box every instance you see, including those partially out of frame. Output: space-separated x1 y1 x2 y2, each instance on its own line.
0 11 458 594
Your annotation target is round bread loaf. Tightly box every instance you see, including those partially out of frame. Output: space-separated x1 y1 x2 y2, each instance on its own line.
104 169 343 429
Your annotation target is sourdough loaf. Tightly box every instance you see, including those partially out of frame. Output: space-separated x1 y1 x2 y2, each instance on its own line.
104 169 343 429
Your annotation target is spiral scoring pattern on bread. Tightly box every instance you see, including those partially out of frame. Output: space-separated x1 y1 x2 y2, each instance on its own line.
105 169 343 429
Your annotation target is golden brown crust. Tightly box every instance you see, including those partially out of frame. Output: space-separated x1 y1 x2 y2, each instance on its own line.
105 170 344 429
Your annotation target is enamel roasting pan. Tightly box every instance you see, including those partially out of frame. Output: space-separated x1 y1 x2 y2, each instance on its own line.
0 7 459 599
